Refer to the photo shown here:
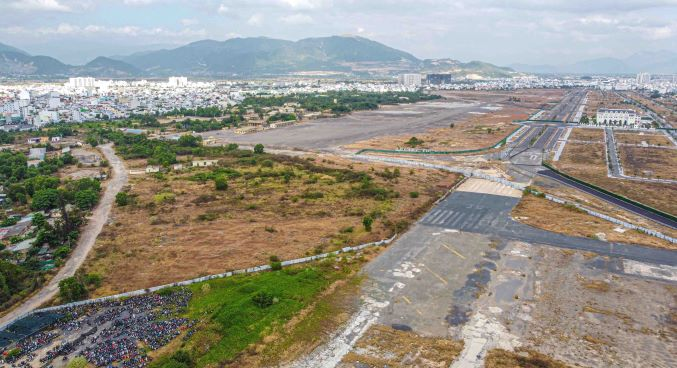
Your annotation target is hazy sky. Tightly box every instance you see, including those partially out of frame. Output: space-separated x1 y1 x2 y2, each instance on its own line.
0 0 675 65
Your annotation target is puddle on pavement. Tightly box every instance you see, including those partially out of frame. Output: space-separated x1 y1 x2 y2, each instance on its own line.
494 279 523 303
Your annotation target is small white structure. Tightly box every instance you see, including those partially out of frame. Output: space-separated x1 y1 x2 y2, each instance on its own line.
191 160 218 167
172 163 184 171
145 165 160 173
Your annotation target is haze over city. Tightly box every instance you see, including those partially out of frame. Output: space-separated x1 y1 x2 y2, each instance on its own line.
0 0 676 65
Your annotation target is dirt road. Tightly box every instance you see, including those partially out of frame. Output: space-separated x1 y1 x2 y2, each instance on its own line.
0 143 127 328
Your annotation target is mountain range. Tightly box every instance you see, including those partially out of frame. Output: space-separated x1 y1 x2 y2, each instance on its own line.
510 50 677 74
0 36 515 79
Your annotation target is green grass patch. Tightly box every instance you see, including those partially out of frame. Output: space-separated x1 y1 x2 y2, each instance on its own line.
155 263 351 367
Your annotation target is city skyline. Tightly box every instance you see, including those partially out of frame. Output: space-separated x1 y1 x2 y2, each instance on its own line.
0 0 676 66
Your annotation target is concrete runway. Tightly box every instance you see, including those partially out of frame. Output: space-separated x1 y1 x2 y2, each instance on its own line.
359 181 677 338
198 100 481 150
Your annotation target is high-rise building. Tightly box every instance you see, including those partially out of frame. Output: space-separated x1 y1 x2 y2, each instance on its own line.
636 72 651 85
168 76 188 87
66 77 96 88
398 73 423 87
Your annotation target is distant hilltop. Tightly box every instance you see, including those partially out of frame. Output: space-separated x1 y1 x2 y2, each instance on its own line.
0 37 515 79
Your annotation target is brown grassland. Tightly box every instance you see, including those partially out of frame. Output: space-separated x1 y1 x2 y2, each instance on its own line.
340 324 464 367
614 132 674 146
345 89 566 152
485 348 571 368
618 146 677 181
568 128 604 142
554 142 677 215
83 152 458 296
513 193 675 250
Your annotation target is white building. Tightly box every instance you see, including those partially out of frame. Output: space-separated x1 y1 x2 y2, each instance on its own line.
636 72 651 85
596 109 641 128
66 77 96 89
168 76 188 88
398 73 423 88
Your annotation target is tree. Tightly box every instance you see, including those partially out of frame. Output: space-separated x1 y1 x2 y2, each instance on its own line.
74 189 99 210
31 188 61 210
214 176 228 191
59 276 87 302
178 134 201 147
362 215 374 232
254 144 264 154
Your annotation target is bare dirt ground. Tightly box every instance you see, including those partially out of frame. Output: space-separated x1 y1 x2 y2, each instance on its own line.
344 90 564 152
618 145 677 181
83 153 459 296
568 128 604 142
0 144 127 325
513 193 675 250
614 132 674 146
339 324 464 367
554 142 677 215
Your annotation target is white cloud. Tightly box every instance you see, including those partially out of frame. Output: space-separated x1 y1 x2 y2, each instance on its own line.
2 22 207 38
279 0 325 9
180 18 198 26
247 13 264 26
217 3 229 14
281 13 314 25
8 0 71 12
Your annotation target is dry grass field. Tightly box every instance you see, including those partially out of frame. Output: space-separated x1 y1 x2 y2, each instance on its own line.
568 128 604 142
83 152 458 296
554 142 677 215
618 145 677 181
622 91 677 128
345 89 566 152
584 90 635 117
340 324 464 367
485 348 570 368
513 194 675 250
614 132 674 146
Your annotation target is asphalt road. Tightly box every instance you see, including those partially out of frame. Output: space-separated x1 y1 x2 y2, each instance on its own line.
421 191 677 265
538 168 677 229
604 128 623 176
0 144 128 329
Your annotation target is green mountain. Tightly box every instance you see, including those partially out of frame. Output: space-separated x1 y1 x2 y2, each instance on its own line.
121 36 420 76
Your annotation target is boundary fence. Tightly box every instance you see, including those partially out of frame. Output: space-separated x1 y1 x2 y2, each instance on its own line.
0 235 397 332
526 190 676 244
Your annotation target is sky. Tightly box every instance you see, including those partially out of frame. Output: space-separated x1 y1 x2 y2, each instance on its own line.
0 0 676 66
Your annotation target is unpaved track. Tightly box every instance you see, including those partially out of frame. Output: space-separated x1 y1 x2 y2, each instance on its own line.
0 144 127 327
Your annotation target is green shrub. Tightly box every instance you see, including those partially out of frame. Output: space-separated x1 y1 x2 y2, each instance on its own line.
362 216 374 232
214 176 228 191
252 291 275 308
270 261 282 271
254 144 264 154
115 191 130 206
409 191 419 198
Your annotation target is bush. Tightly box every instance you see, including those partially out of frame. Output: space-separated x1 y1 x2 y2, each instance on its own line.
84 273 102 288
214 176 228 191
252 291 275 308
409 191 419 198
362 215 374 232
115 191 130 206
254 144 264 154
270 261 282 271
59 276 87 302
405 136 424 147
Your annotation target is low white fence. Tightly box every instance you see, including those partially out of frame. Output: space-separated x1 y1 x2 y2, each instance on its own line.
0 235 397 332
541 193 676 244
